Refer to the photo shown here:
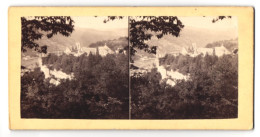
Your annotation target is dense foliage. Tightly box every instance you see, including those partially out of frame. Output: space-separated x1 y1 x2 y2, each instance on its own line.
22 16 74 53
131 54 238 119
21 52 129 119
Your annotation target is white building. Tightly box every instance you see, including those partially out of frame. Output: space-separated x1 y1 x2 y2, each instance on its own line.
98 43 114 56
65 42 95 56
214 44 231 57
64 47 71 54
181 47 188 55
64 43 82 56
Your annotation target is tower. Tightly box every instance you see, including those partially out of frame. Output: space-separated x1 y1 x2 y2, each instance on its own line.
75 42 81 53
96 47 100 55
155 53 160 67
192 43 197 54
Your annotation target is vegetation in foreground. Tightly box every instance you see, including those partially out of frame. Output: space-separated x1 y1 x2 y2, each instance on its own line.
131 54 238 119
21 52 129 119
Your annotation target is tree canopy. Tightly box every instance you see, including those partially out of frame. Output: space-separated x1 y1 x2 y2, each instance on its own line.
131 54 238 119
21 16 74 53
21 52 129 119
212 16 232 23
104 16 184 57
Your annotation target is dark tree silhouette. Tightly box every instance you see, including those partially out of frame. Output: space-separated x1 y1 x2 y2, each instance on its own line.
21 16 74 53
212 16 232 23
104 16 184 57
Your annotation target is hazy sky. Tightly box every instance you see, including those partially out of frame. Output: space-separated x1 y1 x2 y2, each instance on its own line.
72 16 237 31
72 16 128 30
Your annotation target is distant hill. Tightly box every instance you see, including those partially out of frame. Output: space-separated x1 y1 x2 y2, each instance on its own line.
144 26 238 56
89 37 128 51
205 39 238 52
34 27 127 53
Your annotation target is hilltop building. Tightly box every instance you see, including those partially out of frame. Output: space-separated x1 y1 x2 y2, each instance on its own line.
64 47 72 54
214 45 231 56
98 43 114 56
64 42 84 56
64 42 114 57
181 47 188 55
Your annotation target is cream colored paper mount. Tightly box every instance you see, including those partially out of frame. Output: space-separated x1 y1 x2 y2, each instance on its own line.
9 7 254 130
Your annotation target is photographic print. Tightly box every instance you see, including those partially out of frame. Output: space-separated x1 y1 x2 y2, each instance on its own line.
130 16 238 119
20 16 129 119
9 7 253 129
20 16 239 119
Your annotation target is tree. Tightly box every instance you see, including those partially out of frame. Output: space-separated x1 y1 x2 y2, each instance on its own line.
212 16 232 23
21 16 74 53
104 16 184 57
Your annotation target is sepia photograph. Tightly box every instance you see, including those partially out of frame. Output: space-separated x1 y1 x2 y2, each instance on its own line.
21 16 238 120
130 16 238 119
8 7 253 129
20 16 129 119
